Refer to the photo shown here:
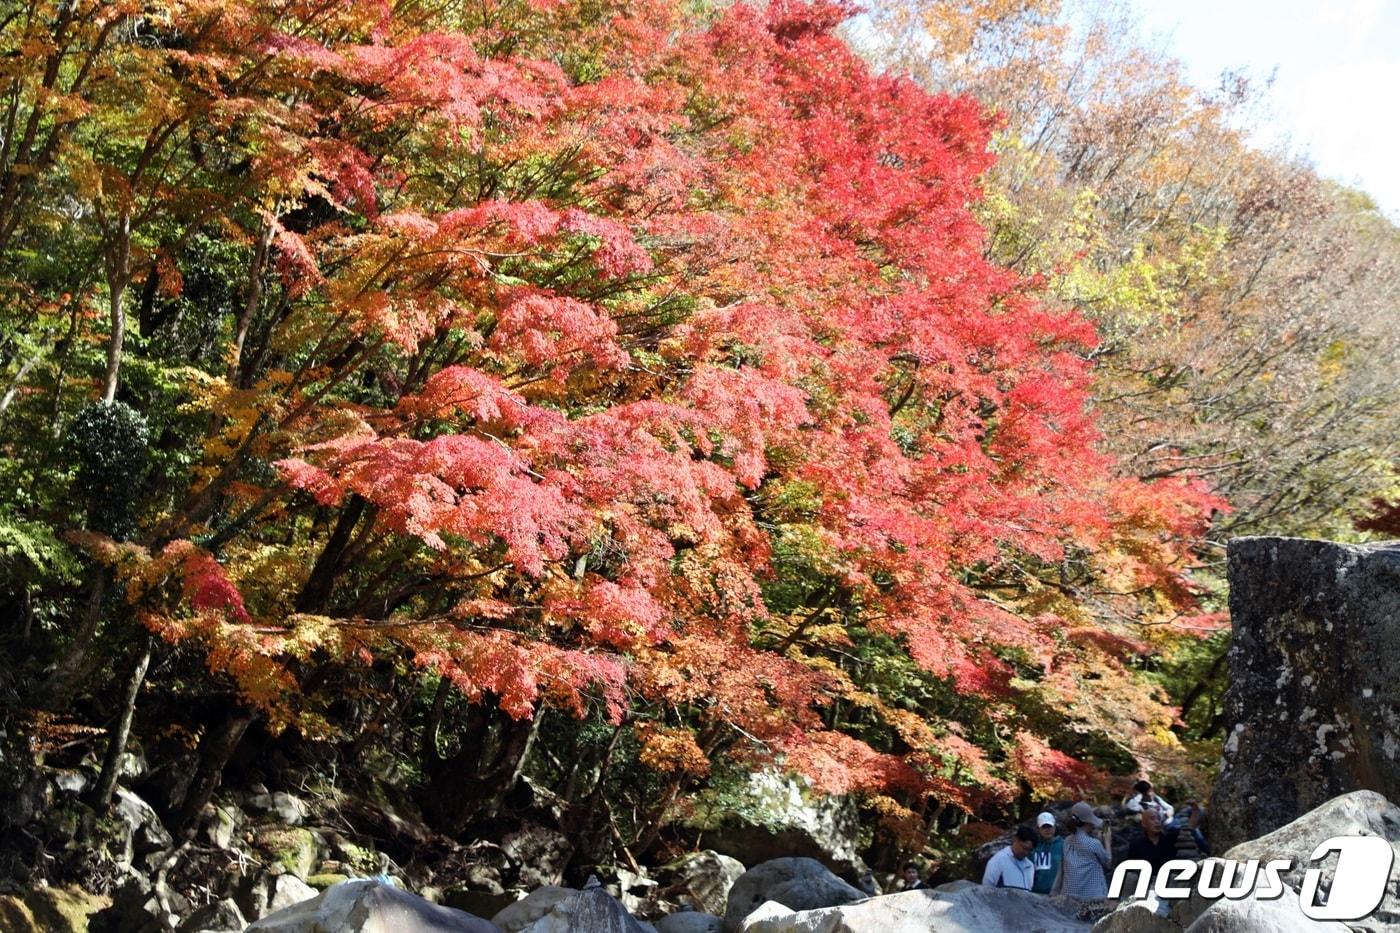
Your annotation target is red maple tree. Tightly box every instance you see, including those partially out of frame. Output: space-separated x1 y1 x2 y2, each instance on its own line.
57 0 1221 810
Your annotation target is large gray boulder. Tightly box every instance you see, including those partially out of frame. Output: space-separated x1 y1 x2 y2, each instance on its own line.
1089 898 1177 933
1220 790 1400 930
490 886 576 932
1183 883 1348 933
518 879 650 933
112 788 173 869
245 879 501 932
656 912 723 933
735 886 1091 933
685 772 867 882
1213 537 1400 848
177 898 245 932
722 859 867 931
656 851 746 916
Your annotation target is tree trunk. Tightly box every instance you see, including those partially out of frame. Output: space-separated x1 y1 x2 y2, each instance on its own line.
421 678 451 766
229 218 275 381
174 707 255 839
90 637 153 810
0 345 43 416
102 218 131 404
295 494 368 613
41 568 107 710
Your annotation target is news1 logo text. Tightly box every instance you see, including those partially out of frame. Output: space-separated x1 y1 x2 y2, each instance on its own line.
1108 835 1394 921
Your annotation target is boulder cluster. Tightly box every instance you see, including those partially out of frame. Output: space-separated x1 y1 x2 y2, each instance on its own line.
4 786 1390 932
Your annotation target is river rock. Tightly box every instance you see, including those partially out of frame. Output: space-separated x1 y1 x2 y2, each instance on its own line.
245 878 500 932
1183 883 1348 933
686 772 867 882
656 912 723 933
1090 897 1176 933
1213 537 1400 848
1220 789 1400 930
0 886 109 932
518 878 649 932
501 825 571 888
113 788 173 868
723 858 865 931
199 801 245 850
177 898 246 932
236 871 318 922
254 825 319 879
735 886 1091 932
491 886 577 932
656 851 746 916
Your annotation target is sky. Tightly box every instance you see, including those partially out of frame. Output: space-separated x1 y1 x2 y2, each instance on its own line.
1127 0 1400 217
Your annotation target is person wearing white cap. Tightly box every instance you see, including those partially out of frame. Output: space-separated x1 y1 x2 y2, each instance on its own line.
1051 801 1110 898
1030 811 1063 895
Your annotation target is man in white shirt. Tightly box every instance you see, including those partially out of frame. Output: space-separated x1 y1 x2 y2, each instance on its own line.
982 825 1037 890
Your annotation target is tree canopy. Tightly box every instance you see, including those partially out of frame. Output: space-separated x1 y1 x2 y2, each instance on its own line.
0 0 1394 874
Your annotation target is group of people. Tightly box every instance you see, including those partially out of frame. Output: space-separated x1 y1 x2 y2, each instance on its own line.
903 779 1208 899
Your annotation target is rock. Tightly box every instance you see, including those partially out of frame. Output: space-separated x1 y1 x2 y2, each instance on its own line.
177 898 246 932
268 875 318 914
931 880 976 894
200 801 244 850
245 789 307 823
448 888 518 920
246 879 501 932
656 912 724 933
613 866 659 914
0 886 110 932
501 825 571 889
491 886 577 932
326 832 382 874
656 851 746 916
686 771 867 882
735 902 792 929
113 788 173 866
735 886 1091 933
255 826 319 879
45 801 85 842
1166 863 1227 931
89 875 177 933
1212 537 1400 848
52 770 90 795
337 790 437 851
457 840 510 894
1090 898 1176 933
723 858 865 931
519 878 650 932
271 791 309 825
120 749 148 781
237 871 319 922
1183 883 1348 933
1219 789 1400 929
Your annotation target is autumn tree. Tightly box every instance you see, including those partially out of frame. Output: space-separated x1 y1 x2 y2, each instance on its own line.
0 0 1224 873
858 0 1400 770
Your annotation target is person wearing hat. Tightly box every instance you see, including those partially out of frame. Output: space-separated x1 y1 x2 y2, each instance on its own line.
1030 811 1063 895
1051 801 1111 898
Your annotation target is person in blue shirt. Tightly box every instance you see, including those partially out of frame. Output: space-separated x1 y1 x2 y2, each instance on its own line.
1030 811 1064 895
982 825 1037 890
